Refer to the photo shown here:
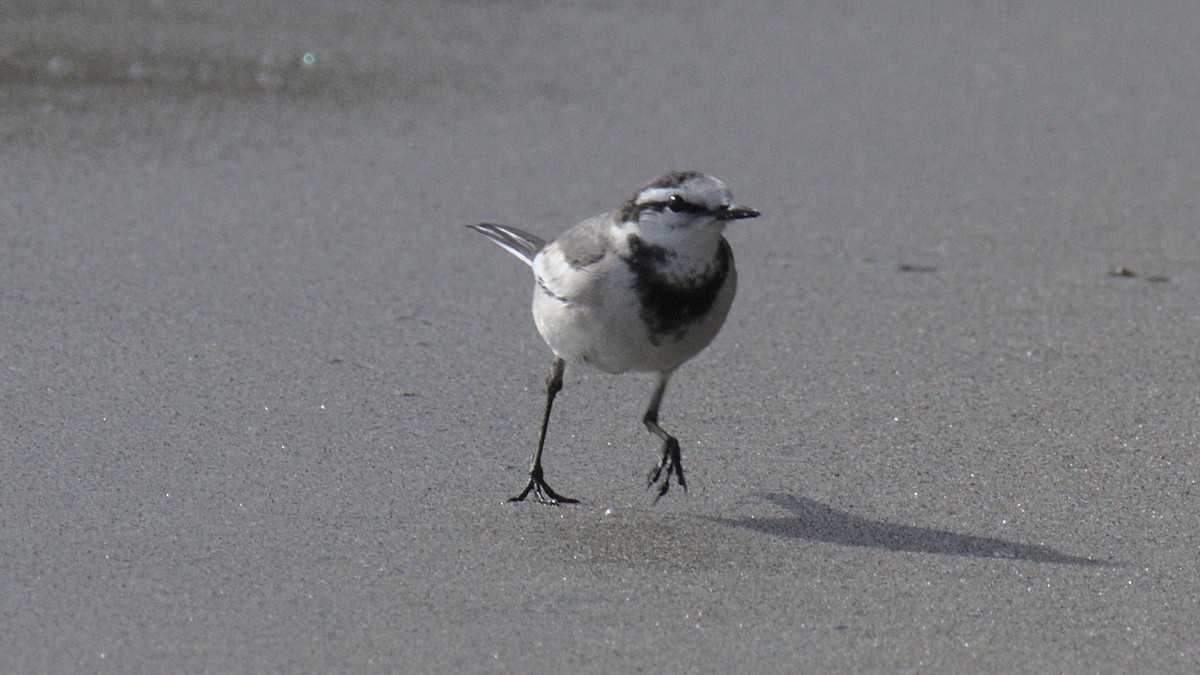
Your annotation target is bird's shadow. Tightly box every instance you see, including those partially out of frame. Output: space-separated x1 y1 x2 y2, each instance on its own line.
706 493 1117 567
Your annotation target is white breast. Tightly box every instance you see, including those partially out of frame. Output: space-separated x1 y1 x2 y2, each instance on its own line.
530 241 736 374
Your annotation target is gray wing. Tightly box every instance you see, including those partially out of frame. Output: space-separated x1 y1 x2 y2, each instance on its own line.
466 223 546 266
546 213 612 269
530 213 616 305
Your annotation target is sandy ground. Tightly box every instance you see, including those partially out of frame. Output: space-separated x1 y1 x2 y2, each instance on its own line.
2 1 1199 671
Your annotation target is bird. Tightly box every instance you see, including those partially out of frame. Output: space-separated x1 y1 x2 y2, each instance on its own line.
466 171 759 504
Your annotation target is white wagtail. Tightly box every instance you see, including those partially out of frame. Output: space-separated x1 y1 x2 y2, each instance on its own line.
467 171 759 504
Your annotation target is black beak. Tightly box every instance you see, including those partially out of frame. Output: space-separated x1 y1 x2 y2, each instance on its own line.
718 204 761 220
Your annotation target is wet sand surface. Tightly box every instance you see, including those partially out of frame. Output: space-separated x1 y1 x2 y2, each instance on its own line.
2 2 1198 671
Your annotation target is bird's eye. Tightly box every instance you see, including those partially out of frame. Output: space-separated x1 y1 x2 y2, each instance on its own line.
666 195 686 212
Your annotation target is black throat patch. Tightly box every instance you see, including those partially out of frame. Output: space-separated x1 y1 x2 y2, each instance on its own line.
624 235 732 345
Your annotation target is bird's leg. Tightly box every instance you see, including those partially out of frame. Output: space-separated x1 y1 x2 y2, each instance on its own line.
643 370 685 502
510 357 578 505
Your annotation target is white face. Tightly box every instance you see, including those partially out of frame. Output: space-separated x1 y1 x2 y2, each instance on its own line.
617 172 758 246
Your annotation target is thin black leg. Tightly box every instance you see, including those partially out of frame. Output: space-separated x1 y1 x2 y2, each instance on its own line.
509 357 578 504
643 370 686 502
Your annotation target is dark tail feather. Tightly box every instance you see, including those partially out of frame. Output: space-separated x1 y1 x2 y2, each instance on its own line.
465 223 546 266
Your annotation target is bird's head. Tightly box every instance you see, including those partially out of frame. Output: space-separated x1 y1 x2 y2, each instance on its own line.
615 171 759 250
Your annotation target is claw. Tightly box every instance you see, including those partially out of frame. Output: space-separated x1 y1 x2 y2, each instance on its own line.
647 437 686 503
510 467 579 505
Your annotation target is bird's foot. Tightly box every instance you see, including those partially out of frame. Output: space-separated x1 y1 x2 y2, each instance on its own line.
509 467 579 505
646 437 686 503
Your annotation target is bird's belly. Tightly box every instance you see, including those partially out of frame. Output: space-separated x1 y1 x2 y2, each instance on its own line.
531 272 735 374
